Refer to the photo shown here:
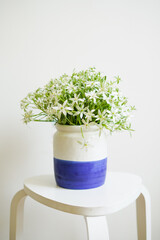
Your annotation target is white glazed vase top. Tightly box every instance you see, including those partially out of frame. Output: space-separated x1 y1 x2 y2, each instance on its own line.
53 124 108 161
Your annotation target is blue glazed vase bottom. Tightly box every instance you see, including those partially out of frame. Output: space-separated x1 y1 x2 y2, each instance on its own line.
54 157 107 190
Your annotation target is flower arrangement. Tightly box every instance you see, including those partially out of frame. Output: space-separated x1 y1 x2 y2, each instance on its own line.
20 67 135 133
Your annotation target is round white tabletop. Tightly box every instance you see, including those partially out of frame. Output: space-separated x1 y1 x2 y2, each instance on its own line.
24 172 142 217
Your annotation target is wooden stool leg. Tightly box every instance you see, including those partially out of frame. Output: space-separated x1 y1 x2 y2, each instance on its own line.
136 186 151 240
85 216 109 240
10 190 27 240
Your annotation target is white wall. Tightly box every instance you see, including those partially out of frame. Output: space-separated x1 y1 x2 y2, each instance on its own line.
0 0 160 239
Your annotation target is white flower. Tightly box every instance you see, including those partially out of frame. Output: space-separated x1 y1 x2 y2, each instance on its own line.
106 107 119 123
45 107 58 117
96 109 107 123
60 75 69 86
20 99 27 110
84 109 95 121
107 94 119 107
82 119 89 127
77 137 93 151
23 110 33 124
77 138 89 151
66 82 77 93
56 89 63 96
82 119 95 130
102 93 110 102
70 94 84 105
85 90 98 104
53 100 73 118
74 104 88 119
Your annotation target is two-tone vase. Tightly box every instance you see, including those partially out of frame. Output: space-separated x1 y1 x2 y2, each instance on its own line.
53 124 108 189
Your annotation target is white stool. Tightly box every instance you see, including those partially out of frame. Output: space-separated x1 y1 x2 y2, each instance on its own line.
10 172 151 240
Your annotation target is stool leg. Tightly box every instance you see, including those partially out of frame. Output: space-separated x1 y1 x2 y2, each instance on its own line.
10 189 27 240
136 186 151 240
85 216 109 240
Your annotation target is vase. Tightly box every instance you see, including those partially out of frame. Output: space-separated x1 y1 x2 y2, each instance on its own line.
53 124 108 189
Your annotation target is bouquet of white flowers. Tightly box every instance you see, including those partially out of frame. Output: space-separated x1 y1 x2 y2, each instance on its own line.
20 67 135 133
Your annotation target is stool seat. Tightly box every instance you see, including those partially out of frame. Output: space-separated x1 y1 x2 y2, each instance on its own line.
10 172 151 240
23 172 142 216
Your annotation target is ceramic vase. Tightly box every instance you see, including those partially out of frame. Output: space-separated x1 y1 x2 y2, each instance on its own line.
53 124 108 189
